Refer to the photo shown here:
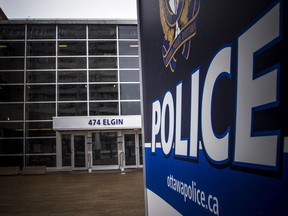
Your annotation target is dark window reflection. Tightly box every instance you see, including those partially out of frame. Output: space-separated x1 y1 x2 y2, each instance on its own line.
89 57 117 69
0 156 23 167
58 84 87 101
88 25 116 39
120 84 140 100
119 57 139 68
26 85 55 101
0 104 23 121
0 58 24 70
119 41 138 55
0 85 24 102
27 58 55 69
26 138 56 153
58 102 87 116
58 41 86 56
119 70 139 82
0 71 24 83
92 132 118 165
27 71 55 83
89 41 116 55
58 25 86 39
89 70 117 82
0 42 25 56
27 25 56 39
0 122 23 137
90 84 118 100
27 41 56 56
26 122 55 137
118 25 138 39
90 102 119 116
0 25 25 40
58 71 87 83
121 101 141 115
58 57 86 69
0 139 23 154
26 155 56 167
26 103 55 120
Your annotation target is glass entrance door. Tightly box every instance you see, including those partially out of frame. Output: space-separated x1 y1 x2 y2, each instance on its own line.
72 134 86 169
124 133 142 167
124 134 136 166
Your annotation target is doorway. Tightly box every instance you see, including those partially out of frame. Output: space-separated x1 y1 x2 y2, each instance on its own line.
72 134 87 169
124 133 142 168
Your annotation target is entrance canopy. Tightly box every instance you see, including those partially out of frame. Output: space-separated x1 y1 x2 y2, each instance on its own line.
53 115 141 131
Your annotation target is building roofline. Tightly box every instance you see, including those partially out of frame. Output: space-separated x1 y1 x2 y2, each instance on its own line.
0 19 137 25
0 8 8 20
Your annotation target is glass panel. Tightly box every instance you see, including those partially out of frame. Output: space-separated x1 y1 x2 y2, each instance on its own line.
119 41 138 55
0 41 25 56
58 25 86 39
92 132 118 165
0 139 23 154
58 102 87 116
119 70 139 82
0 25 25 40
139 134 143 165
0 156 23 167
25 122 55 137
26 103 55 120
26 138 56 153
74 135 86 168
27 25 56 39
26 85 55 101
0 122 23 137
89 102 119 116
27 41 56 56
89 84 118 100
89 57 117 69
0 71 24 83
119 57 139 68
0 58 24 70
0 104 23 121
0 85 24 102
58 70 87 83
118 25 138 39
27 58 55 69
125 134 136 166
58 57 86 69
62 134 71 166
89 70 117 82
26 155 56 167
26 71 55 83
89 41 117 55
121 101 141 115
120 84 140 100
58 84 87 101
88 25 116 39
58 41 86 56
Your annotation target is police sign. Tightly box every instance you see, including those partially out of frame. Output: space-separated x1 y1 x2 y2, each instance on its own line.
138 0 287 215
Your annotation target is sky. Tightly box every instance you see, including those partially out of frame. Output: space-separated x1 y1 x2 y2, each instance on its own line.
0 0 137 20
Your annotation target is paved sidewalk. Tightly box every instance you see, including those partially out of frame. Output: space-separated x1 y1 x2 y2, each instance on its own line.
0 169 145 216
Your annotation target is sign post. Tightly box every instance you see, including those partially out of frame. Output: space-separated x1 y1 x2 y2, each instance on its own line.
138 0 287 215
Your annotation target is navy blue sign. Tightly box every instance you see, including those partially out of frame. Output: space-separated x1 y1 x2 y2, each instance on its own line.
139 0 287 215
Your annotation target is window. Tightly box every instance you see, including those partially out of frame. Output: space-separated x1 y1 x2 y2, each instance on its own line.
58 102 87 116
58 41 86 56
120 84 140 100
119 41 138 55
58 84 87 101
89 41 117 55
0 104 23 121
26 71 55 83
89 84 118 100
27 41 56 56
119 70 139 82
27 25 56 39
90 102 119 116
58 57 86 69
0 25 25 40
27 58 55 69
0 85 24 102
58 25 86 39
89 57 117 69
89 70 117 82
26 85 55 101
88 25 116 39
26 103 55 120
92 132 118 165
118 25 138 39
121 101 141 115
58 71 87 83
0 41 25 56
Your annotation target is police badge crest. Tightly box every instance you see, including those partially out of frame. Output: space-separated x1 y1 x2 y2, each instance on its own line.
160 0 200 72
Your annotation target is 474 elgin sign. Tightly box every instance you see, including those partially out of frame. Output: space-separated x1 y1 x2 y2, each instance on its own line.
160 0 200 72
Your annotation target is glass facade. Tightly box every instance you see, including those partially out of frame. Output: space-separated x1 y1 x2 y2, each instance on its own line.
0 22 140 168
